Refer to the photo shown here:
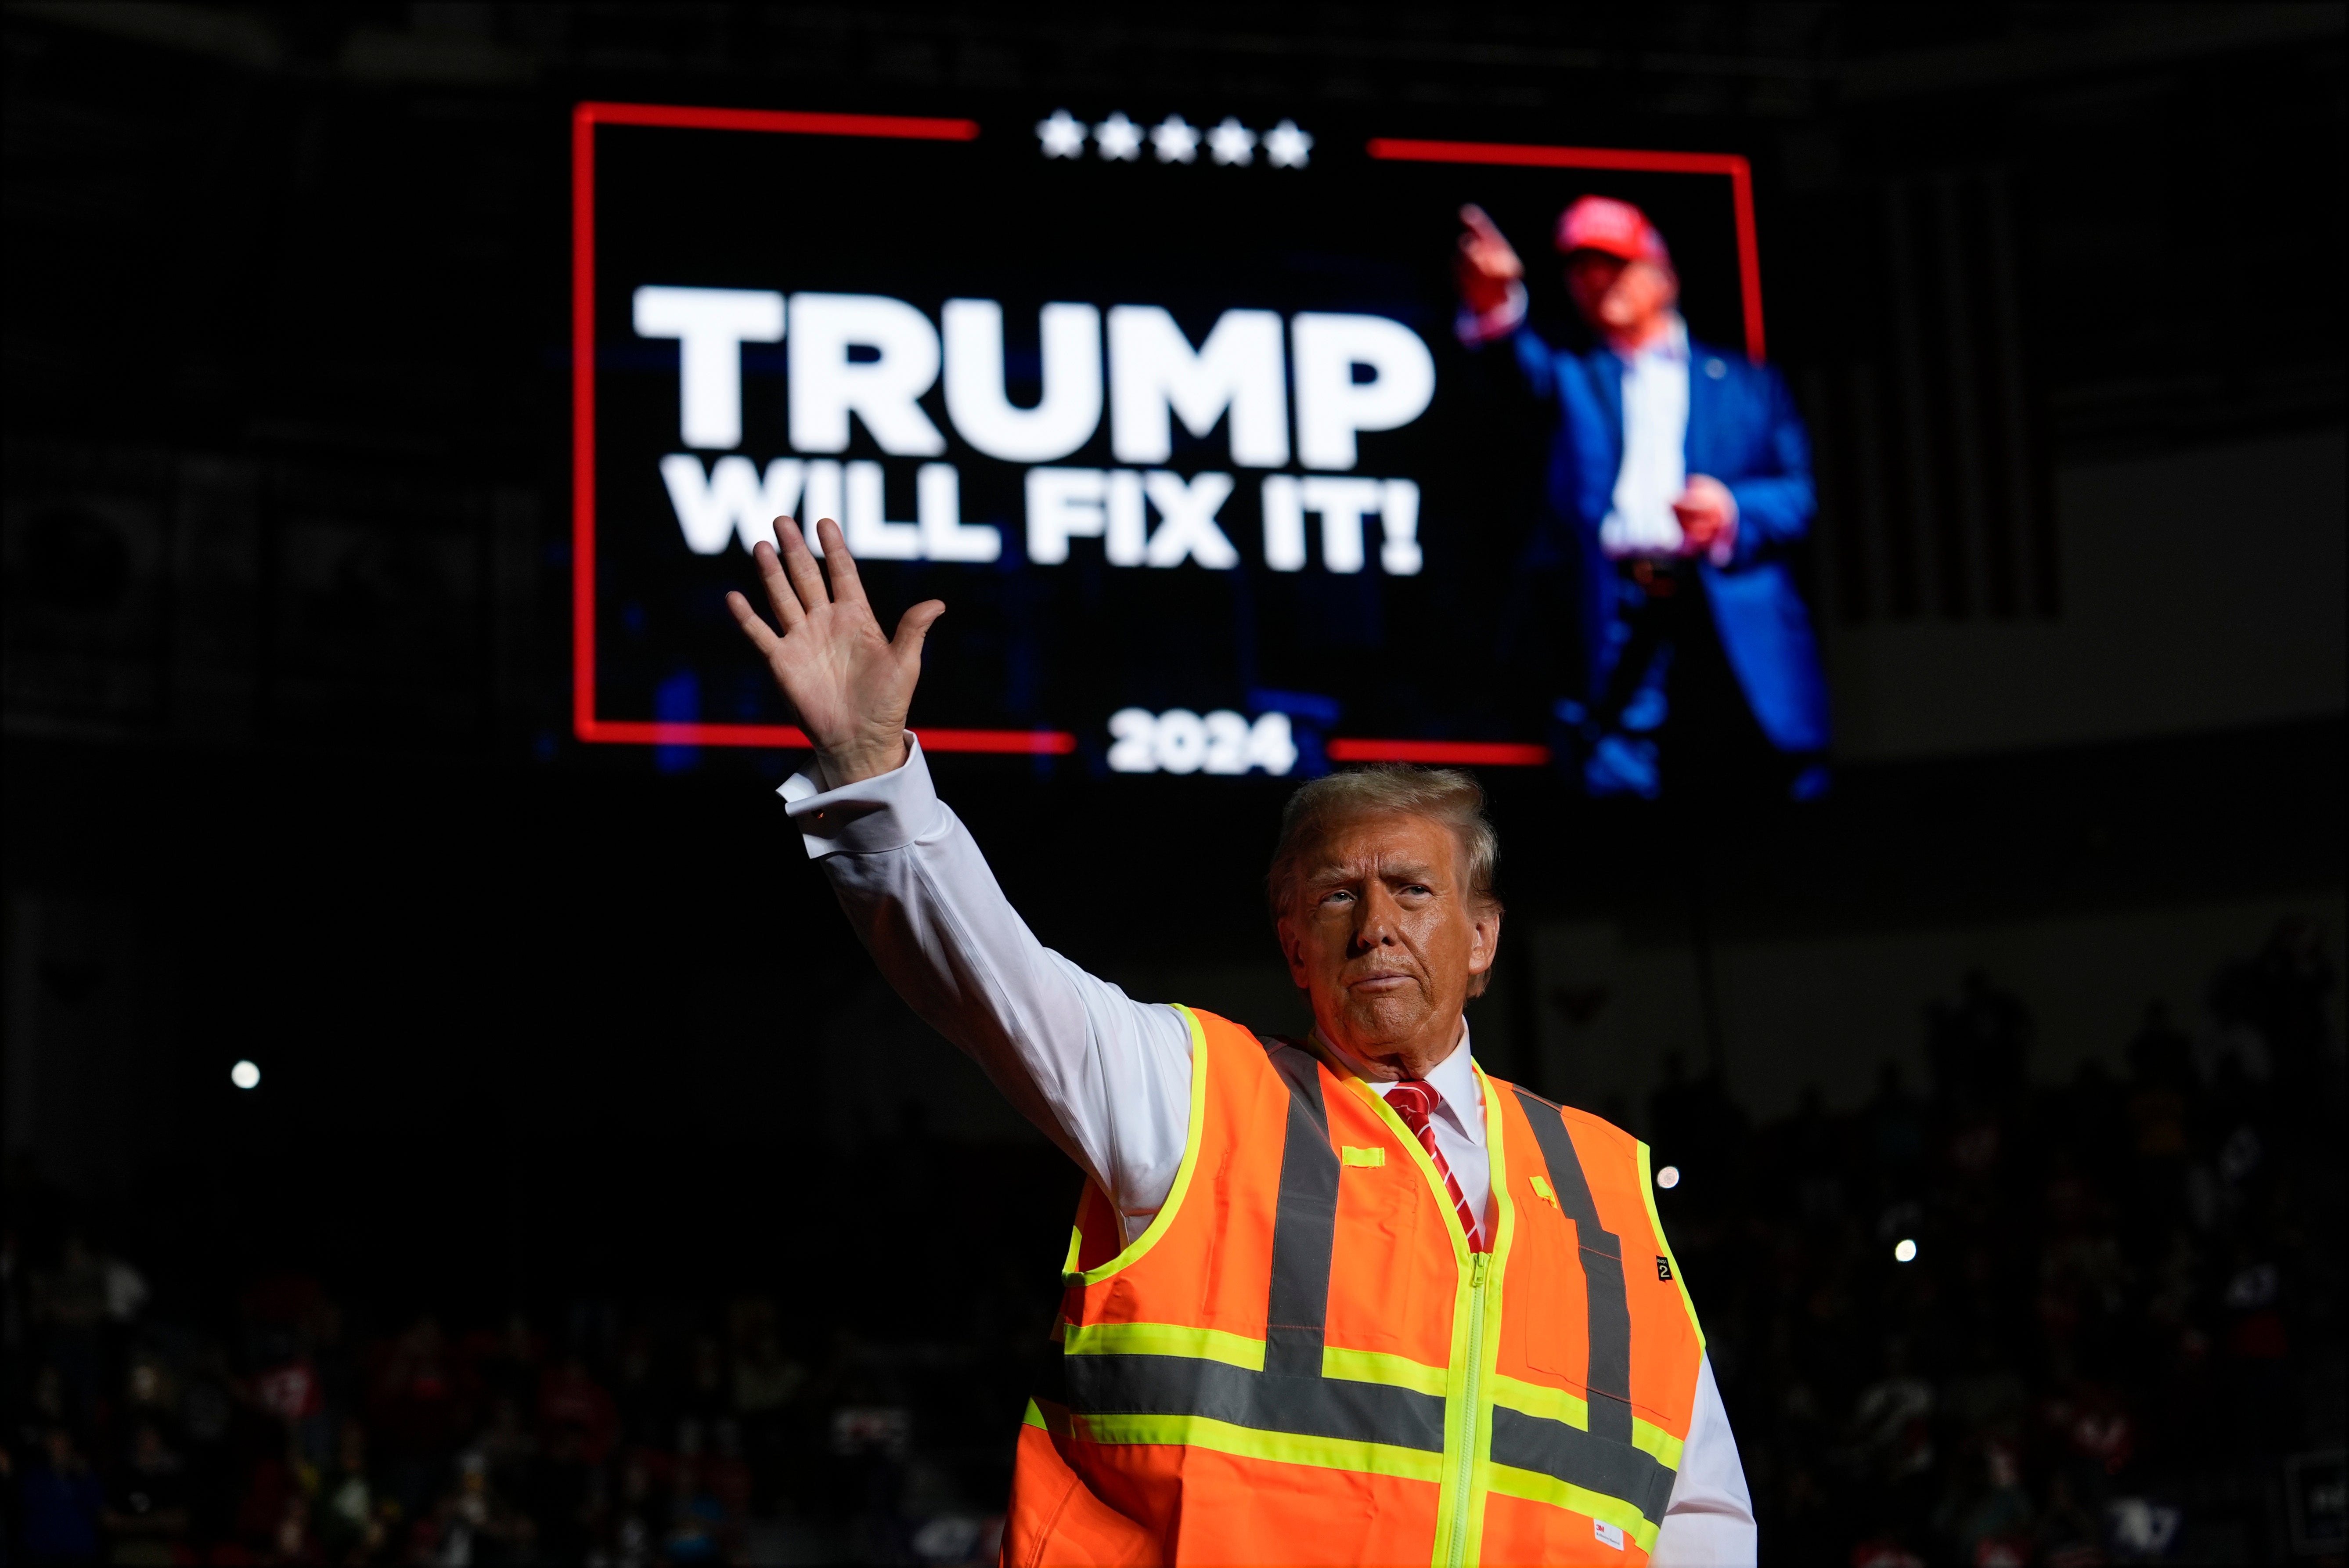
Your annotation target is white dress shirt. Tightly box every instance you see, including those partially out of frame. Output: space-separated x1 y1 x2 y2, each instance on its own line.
1455 301 1737 571
1600 315 1692 560
782 739 1755 1564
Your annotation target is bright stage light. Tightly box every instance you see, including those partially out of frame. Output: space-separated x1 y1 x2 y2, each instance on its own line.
1893 1237 1917 1263
230 1060 260 1090
1655 1165 1680 1190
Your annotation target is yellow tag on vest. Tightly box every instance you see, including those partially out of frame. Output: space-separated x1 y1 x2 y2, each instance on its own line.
1340 1146 1386 1168
1531 1174 1558 1206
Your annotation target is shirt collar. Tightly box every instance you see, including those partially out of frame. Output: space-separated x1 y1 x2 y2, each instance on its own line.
1311 1019 1486 1146
1618 311 1689 366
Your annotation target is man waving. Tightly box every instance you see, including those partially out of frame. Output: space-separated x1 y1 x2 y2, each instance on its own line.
728 518 1755 1565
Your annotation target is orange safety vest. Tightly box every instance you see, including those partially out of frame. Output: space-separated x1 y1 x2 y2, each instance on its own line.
1005 1007 1708 1568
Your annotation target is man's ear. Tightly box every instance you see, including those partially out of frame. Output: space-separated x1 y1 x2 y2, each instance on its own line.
1275 916 1311 989
1467 905 1503 976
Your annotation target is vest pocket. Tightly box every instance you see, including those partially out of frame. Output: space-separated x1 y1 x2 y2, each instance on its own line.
1520 1207 1592 1383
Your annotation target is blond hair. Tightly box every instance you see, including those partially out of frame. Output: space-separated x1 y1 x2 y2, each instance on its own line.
1266 765 1502 992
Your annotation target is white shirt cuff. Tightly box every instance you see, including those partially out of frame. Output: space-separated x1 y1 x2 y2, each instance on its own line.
1454 281 1528 346
777 733 944 859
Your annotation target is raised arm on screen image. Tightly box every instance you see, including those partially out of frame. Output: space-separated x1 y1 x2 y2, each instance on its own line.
727 515 1756 1566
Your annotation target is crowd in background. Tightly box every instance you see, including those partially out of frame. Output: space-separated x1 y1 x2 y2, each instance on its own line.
1669 917 2343 1567
3 919 2338 1567
0 1245 1037 1567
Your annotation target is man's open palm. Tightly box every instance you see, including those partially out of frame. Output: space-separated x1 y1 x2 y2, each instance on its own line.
726 516 944 786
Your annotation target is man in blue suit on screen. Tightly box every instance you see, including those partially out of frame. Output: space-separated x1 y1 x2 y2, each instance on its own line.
1457 196 1830 799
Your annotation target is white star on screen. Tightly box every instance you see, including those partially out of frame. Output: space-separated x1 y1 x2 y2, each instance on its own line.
1093 112 1143 161
1150 114 1200 163
1207 118 1257 166
1035 108 1086 159
1265 119 1314 169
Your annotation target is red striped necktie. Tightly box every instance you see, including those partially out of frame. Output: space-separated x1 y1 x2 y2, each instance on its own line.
1384 1079 1488 1251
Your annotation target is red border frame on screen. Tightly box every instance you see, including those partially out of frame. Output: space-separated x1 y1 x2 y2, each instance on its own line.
571 106 1764 767
569 102 1073 755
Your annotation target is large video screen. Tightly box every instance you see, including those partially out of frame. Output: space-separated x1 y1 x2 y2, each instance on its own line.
573 101 1765 778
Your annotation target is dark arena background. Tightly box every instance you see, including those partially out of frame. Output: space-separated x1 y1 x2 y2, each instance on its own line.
3 5 2343 1564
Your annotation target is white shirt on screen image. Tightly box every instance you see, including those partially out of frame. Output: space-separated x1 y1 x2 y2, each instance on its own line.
1600 314 1692 560
782 737 1756 1566
1456 297 1734 568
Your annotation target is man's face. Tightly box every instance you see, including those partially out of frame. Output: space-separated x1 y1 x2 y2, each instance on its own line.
1277 812 1499 1072
1565 250 1678 338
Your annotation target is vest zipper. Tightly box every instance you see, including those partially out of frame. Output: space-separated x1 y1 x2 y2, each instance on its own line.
1447 1250 1490 1568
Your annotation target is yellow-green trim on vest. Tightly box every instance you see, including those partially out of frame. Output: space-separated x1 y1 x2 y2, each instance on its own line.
1062 1004 1211 1287
1490 1374 1683 1467
1637 1140 1706 1351
1492 1372 1592 1430
1634 1417 1687 1471
1421 1060 1516 1568
1486 1462 1664 1554
1038 1406 1449 1484
1061 1319 1267 1371
1321 1345 1449 1397
1453 1061 1516 1568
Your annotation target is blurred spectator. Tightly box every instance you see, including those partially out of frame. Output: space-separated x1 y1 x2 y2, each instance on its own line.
468 1313 542 1419
32 1237 115 1433
22 1426 104 1565
100 1420 188 1565
731 1330 803 1417
313 1419 377 1564
1926 969 2033 1111
1932 1438 2033 1567
2033 1470 2103 1568
1850 1337 1936 1484
685 1335 729 1431
1862 1060 1927 1179
663 1437 728 1565
473 1394 534 1498
523 1419 598 1562
607 1452 662 1568
537 1352 618 1467
2210 916 2335 1099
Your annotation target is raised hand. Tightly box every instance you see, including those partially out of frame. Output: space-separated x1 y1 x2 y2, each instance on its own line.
1455 203 1524 315
726 516 944 786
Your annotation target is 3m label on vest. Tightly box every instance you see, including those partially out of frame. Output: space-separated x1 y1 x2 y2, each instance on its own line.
1595 1518 1626 1550
1657 1256 1673 1280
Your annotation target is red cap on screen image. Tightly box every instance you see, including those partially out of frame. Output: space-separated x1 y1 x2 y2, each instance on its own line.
1555 195 1671 265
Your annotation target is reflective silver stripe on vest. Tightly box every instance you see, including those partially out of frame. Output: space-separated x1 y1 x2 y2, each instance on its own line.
1264 1037 1340 1381
1506 1085 1679 1525
1049 1038 1443 1452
